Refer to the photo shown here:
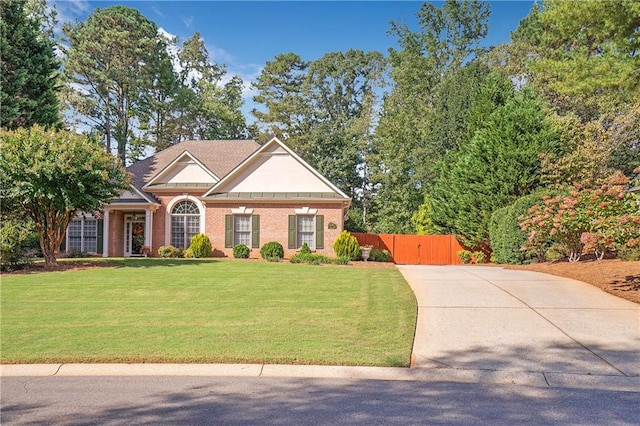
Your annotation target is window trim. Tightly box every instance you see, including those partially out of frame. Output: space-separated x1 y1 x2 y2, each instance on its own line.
67 216 98 254
165 196 205 248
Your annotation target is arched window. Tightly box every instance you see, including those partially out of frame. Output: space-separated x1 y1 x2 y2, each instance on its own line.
171 200 200 249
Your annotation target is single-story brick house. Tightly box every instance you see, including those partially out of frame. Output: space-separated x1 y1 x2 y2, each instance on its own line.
64 138 351 258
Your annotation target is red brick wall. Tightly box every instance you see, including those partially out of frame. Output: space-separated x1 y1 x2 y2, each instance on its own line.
204 202 345 258
109 193 346 259
108 210 124 257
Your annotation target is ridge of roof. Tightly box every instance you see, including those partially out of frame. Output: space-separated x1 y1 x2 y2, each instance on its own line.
127 140 260 190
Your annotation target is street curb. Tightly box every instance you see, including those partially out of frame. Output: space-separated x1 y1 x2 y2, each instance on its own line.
2 364 638 392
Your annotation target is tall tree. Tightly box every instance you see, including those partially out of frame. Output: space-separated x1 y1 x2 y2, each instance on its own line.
506 0 640 120
0 0 60 129
370 0 491 233
429 88 563 250
62 6 161 164
0 126 128 267
252 49 386 227
251 52 309 144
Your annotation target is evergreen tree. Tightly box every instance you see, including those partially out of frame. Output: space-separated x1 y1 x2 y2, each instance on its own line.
0 0 59 129
429 88 563 250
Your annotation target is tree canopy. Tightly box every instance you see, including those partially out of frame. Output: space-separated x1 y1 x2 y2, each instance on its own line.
0 0 60 129
0 126 129 267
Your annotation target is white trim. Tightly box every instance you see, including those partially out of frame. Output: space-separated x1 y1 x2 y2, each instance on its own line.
201 138 350 200
103 209 110 257
144 151 219 189
231 206 254 214
165 195 206 247
294 207 317 215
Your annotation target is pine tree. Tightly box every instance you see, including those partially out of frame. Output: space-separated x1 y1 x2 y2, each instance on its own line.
0 0 60 129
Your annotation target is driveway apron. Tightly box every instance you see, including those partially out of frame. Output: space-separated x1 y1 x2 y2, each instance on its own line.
398 266 640 377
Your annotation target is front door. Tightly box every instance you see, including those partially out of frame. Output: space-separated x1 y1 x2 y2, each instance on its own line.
124 214 145 257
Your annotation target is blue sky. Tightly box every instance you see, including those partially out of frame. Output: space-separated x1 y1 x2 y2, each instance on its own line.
54 1 535 114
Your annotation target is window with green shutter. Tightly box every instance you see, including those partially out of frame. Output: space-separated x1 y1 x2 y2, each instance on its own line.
315 215 324 249
225 215 233 248
251 215 260 248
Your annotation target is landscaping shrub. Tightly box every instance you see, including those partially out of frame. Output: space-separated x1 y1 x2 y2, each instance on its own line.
457 250 472 264
369 249 392 262
333 230 359 260
0 219 39 270
260 241 284 260
489 190 559 264
290 253 348 265
158 245 178 258
618 246 640 261
299 242 312 255
472 251 486 264
233 244 250 259
183 248 194 258
187 234 212 258
67 249 90 258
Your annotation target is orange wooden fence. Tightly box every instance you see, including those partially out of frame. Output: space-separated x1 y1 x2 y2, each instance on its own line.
352 233 466 265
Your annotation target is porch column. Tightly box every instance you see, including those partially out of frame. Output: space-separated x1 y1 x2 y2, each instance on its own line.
102 208 110 258
145 208 152 249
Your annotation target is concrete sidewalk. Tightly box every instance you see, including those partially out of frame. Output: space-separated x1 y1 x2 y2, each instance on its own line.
398 265 639 391
2 266 638 392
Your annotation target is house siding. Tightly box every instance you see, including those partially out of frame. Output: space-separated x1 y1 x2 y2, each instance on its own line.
108 210 124 257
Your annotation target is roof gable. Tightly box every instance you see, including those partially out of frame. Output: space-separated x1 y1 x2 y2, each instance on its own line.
144 151 218 189
202 138 350 200
108 185 159 205
126 140 260 190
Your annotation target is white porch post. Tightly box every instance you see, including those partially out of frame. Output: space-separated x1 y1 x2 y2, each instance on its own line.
102 208 110 258
145 208 152 248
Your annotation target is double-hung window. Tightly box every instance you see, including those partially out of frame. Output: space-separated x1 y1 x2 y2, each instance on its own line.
67 217 98 253
288 213 324 250
297 216 315 249
234 215 251 246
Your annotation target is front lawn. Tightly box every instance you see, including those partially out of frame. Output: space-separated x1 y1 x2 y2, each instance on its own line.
0 259 416 367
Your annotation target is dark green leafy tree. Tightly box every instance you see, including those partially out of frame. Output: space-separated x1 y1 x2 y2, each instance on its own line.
0 126 129 267
370 0 491 233
429 88 563 250
0 0 60 129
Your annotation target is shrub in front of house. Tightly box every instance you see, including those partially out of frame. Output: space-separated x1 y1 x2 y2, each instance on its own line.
187 234 212 258
158 245 178 258
299 242 312 255
333 231 359 260
260 241 284 260
369 249 392 262
233 244 250 259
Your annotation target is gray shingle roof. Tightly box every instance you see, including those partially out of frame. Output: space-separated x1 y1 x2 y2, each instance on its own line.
127 140 260 190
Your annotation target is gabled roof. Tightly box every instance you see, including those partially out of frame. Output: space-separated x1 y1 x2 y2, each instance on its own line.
127 140 260 190
144 151 219 189
202 138 351 203
109 184 160 205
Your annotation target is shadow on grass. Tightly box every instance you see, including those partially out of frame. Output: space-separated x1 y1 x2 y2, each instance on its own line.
117 258 222 268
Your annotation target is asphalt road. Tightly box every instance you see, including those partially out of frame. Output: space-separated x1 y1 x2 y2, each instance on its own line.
2 376 639 425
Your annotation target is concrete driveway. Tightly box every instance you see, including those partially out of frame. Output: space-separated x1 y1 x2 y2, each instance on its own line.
398 266 640 381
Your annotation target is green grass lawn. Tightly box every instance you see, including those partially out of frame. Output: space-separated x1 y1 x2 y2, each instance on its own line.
1 259 417 367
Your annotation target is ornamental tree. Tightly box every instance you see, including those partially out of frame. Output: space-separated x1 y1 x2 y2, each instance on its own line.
0 126 129 267
519 173 640 262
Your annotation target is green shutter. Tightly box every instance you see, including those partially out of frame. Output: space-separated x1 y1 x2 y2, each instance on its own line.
251 215 260 248
315 215 324 249
96 219 104 254
288 215 297 249
225 215 233 248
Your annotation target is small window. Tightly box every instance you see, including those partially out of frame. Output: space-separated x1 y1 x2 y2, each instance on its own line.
297 216 315 249
67 218 97 253
234 215 251 246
